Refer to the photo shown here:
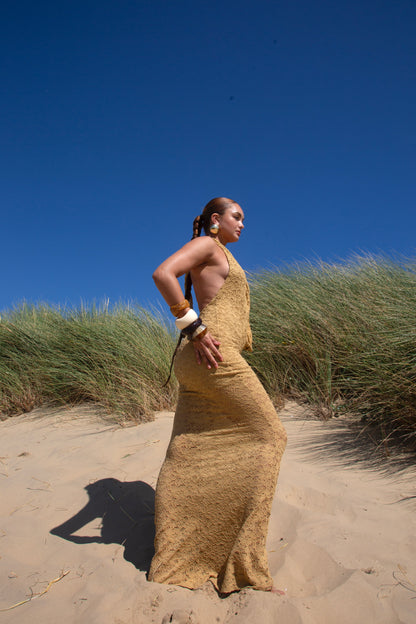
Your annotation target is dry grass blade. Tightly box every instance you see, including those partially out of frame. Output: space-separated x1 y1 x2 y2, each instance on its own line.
0 570 70 611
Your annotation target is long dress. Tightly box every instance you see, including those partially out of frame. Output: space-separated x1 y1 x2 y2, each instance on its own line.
148 239 287 593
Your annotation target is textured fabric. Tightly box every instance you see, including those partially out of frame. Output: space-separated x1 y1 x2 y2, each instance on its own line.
148 240 287 593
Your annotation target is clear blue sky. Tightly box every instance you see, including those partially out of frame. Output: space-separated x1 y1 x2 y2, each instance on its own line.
1 0 415 313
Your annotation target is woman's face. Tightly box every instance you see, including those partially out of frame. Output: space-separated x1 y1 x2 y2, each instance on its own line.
214 204 245 244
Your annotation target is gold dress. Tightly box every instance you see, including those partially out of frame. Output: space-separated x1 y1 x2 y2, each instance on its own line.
148 240 287 593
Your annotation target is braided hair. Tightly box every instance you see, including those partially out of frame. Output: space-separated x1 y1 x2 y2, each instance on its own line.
183 215 203 309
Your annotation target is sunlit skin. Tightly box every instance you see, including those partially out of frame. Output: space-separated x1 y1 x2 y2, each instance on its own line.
152 204 245 369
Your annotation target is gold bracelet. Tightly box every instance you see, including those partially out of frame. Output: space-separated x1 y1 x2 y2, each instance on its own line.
170 299 190 317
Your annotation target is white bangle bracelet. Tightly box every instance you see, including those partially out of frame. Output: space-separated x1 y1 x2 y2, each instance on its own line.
175 308 198 330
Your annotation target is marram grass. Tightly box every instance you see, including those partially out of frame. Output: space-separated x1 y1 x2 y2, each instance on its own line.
0 302 177 422
1 254 416 445
247 254 416 445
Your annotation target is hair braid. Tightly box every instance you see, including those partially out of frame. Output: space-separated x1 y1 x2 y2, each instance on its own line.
184 214 203 309
192 214 204 240
163 214 203 387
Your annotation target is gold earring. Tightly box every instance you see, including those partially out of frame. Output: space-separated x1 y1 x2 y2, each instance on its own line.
210 223 219 235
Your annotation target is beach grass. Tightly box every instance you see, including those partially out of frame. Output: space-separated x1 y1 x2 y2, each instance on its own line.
247 254 416 446
0 302 177 422
1 254 416 445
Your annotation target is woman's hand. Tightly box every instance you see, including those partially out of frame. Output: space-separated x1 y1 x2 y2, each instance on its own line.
192 331 223 369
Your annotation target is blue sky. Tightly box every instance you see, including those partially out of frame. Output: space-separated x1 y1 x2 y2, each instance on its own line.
1 0 415 313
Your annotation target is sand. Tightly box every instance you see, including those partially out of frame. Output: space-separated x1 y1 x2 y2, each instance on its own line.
0 401 415 623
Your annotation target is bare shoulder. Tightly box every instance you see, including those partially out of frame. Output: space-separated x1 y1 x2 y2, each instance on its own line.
184 236 217 252
154 236 221 278
180 236 218 262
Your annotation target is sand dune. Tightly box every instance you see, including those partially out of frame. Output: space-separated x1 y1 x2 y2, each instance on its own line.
0 402 415 623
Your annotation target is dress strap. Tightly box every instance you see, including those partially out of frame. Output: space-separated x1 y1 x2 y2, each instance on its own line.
213 237 232 257
213 238 236 271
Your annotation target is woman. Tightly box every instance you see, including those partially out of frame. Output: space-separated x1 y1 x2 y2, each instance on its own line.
148 197 287 594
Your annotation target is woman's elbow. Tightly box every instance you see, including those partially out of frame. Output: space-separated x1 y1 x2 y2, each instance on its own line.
152 267 162 285
152 266 169 287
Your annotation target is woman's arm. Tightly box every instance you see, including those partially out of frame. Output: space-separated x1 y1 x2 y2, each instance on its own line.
152 236 215 305
152 237 223 369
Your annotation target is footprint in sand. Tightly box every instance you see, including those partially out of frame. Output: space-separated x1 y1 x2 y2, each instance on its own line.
161 610 199 624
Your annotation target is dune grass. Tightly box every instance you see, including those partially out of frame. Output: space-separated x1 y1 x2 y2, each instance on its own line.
247 254 416 446
0 302 177 422
1 254 416 445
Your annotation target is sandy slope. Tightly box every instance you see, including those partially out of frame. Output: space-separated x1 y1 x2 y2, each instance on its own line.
0 402 415 624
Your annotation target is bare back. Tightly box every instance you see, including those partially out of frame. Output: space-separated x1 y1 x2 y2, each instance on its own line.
191 240 229 311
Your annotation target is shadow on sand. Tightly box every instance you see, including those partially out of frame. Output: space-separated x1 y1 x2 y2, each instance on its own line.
50 477 155 571
288 410 416 479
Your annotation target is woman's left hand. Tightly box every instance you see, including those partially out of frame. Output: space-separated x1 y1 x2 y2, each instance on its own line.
192 331 223 369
